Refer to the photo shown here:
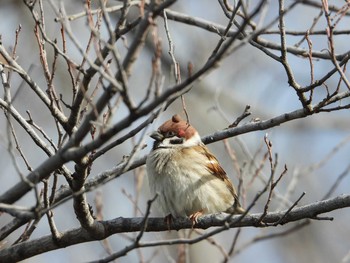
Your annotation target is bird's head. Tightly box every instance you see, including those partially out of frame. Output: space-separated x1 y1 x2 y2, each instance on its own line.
150 114 201 149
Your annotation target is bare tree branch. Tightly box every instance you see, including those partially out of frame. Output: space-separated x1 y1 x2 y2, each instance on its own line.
0 194 348 262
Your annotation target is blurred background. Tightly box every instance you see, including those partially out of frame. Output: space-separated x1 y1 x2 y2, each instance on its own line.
0 0 350 262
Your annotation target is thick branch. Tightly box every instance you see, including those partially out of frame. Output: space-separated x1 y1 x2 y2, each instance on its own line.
1 194 349 262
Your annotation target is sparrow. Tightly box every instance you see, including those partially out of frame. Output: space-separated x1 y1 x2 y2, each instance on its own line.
146 114 244 225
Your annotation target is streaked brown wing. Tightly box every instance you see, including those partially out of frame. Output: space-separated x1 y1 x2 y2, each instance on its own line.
184 144 245 214
193 144 236 197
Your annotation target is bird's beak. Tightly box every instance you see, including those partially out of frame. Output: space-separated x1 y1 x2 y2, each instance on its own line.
150 131 164 141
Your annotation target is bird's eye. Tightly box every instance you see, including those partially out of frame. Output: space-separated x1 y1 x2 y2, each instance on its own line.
165 131 177 138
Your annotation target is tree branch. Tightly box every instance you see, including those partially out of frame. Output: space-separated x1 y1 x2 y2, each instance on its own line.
1 194 348 262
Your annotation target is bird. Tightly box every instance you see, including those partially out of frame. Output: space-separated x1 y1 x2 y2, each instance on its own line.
146 114 245 225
